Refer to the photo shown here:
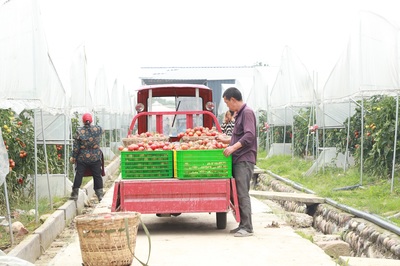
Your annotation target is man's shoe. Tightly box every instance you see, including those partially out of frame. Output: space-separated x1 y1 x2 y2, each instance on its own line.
234 229 254 237
229 227 241 234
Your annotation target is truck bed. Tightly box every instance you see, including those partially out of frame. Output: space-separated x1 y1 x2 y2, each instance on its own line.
111 178 240 228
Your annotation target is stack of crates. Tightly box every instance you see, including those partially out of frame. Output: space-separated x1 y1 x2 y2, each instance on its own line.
120 149 232 180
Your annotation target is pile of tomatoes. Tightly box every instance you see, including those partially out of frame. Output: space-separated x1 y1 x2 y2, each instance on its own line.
176 126 218 139
119 126 227 152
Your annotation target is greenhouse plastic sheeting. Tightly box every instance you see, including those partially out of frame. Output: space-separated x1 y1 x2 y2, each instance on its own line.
323 11 400 102
270 46 316 109
0 249 33 266
0 0 67 114
92 67 112 112
69 44 93 114
269 46 316 126
0 129 9 187
318 11 400 128
316 102 355 128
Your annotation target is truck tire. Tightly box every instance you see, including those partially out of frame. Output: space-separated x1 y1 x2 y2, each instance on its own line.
216 212 227 229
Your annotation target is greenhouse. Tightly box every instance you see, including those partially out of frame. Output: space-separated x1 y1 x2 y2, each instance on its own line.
1 0 400 251
0 0 133 244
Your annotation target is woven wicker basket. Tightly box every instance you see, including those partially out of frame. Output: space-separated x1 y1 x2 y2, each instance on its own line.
75 212 140 266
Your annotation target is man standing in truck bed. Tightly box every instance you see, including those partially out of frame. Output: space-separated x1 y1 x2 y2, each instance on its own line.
217 87 257 237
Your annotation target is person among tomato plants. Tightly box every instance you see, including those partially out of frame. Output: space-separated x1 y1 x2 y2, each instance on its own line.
216 87 257 237
221 110 235 136
69 113 104 202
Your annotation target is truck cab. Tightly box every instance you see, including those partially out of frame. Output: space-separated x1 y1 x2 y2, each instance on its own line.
128 84 220 142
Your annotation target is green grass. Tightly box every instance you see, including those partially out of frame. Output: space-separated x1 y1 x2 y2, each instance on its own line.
0 162 120 251
257 153 400 227
0 197 65 250
1 175 106 250
295 230 314 243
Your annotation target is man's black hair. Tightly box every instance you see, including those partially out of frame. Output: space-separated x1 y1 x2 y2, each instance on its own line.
223 87 243 101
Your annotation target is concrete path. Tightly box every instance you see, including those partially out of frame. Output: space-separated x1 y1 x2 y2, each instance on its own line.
43 182 337 266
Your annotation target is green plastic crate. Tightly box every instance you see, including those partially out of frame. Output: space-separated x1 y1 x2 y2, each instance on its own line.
121 150 173 179
174 149 232 179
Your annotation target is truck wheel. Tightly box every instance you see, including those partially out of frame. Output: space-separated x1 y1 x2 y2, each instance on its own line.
216 212 227 229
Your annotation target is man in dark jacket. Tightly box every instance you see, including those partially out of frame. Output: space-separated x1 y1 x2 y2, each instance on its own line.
216 87 257 237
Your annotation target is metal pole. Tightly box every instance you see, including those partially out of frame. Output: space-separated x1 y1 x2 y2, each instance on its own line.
40 110 53 209
64 113 68 196
359 17 364 186
283 107 287 154
390 94 399 193
3 180 14 245
314 72 319 162
67 112 73 195
313 102 326 173
114 113 118 149
291 115 294 159
305 108 312 156
344 101 351 172
266 83 271 156
32 0 39 224
360 97 364 186
34 110 38 223
320 107 325 173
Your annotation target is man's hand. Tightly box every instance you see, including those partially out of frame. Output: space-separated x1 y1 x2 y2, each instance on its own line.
223 141 242 157
69 157 76 164
215 134 231 144
223 146 235 157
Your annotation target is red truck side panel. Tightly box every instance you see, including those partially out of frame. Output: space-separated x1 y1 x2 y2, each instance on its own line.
112 178 240 223
114 179 230 214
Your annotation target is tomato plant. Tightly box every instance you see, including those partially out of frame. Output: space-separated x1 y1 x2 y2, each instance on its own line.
271 126 292 144
0 109 72 211
335 95 399 178
257 110 268 151
293 108 315 156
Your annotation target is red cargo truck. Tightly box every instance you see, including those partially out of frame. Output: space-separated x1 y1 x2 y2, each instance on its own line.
111 84 239 229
